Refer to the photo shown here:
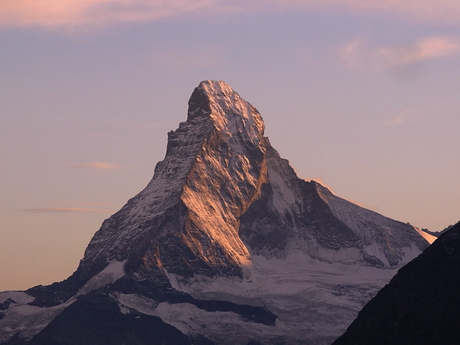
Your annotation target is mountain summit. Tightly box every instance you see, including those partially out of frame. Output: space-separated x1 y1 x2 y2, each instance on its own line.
0 81 432 344
78 80 267 283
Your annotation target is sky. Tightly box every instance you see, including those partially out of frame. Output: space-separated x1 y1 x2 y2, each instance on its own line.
1 0 459 291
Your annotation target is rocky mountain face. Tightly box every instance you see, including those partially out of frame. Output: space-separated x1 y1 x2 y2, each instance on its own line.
0 81 433 345
333 220 460 345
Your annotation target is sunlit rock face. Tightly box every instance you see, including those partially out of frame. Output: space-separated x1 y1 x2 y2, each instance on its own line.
78 80 268 282
0 81 432 345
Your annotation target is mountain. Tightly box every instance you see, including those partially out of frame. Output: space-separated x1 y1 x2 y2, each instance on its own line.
333 220 460 345
0 80 432 345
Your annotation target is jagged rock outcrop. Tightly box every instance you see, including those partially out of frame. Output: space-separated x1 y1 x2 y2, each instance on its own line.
0 81 432 345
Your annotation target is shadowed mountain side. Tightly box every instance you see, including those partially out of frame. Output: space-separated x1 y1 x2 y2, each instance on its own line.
333 220 460 345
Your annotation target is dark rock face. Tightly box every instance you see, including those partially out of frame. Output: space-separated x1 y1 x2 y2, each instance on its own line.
27 292 197 345
25 280 276 345
0 81 432 345
333 221 460 345
240 146 361 255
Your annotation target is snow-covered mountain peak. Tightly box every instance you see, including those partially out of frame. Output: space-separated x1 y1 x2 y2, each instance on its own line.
188 80 265 147
0 80 435 345
70 79 430 284
179 80 268 273
77 80 270 282
195 80 235 99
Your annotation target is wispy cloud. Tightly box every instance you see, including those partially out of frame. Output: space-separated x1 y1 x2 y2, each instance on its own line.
2 0 460 29
19 201 119 213
275 0 460 25
20 207 114 213
339 36 460 75
56 201 119 207
0 0 215 29
338 38 368 68
378 36 460 68
386 109 417 126
68 161 121 170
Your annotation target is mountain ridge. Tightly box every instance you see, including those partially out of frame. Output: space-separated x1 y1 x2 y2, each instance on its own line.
0 80 432 345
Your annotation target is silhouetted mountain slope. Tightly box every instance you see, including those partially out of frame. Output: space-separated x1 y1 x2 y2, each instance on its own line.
333 220 460 345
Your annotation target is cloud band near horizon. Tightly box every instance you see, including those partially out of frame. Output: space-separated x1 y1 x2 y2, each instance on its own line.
20 207 115 213
68 162 121 170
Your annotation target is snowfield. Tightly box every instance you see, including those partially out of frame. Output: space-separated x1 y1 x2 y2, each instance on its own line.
117 252 399 344
0 292 75 344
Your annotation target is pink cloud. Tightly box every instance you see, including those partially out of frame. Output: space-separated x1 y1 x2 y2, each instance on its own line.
386 109 417 126
19 201 120 213
68 161 121 170
272 0 460 24
338 39 368 68
379 36 460 67
0 0 215 28
2 0 460 29
339 36 460 74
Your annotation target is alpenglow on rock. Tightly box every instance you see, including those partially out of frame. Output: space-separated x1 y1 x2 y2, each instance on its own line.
0 81 433 345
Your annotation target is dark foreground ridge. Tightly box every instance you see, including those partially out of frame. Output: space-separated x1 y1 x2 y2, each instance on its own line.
333 220 460 345
25 286 276 345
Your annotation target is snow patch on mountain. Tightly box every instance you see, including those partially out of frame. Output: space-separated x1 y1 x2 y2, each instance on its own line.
166 253 396 301
0 291 34 305
315 182 428 266
0 292 75 344
77 260 126 296
267 164 297 216
316 183 398 236
314 246 362 264
162 252 398 343
113 292 285 345
0 261 128 344
363 243 390 266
